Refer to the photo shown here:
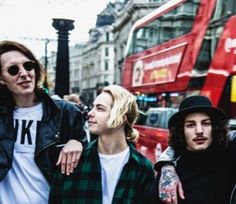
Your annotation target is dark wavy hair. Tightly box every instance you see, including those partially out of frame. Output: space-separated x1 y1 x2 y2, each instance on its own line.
168 112 228 155
0 40 45 109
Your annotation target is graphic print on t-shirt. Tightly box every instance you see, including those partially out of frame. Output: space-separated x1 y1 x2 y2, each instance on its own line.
14 119 40 145
13 104 42 155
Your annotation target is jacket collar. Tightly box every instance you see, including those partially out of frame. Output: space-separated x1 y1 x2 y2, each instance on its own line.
41 92 60 121
0 106 9 115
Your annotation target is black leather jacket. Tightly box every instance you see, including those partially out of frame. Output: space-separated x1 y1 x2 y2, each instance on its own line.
0 93 87 183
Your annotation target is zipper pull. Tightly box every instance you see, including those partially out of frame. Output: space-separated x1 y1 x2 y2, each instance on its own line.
54 132 60 142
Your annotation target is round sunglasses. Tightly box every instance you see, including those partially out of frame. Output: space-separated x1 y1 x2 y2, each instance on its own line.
7 61 35 76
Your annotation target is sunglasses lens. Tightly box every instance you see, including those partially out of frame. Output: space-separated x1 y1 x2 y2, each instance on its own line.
7 61 35 76
23 61 35 71
8 66 19 76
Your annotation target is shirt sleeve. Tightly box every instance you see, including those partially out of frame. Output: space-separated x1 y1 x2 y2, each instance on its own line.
154 146 178 171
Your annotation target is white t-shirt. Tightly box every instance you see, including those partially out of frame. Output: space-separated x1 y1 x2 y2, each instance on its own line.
99 147 130 204
0 103 50 204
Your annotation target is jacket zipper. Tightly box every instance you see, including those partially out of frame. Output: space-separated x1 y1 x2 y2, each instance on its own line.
35 141 57 157
35 131 60 157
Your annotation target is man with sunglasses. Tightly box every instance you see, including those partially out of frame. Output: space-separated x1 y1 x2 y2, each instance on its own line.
0 40 87 203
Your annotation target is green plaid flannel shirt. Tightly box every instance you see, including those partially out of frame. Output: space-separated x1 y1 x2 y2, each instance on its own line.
49 140 155 204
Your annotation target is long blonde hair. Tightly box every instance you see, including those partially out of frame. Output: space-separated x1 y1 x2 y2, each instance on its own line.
102 85 139 143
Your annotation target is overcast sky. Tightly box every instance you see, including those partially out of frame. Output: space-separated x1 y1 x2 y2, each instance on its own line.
0 0 112 58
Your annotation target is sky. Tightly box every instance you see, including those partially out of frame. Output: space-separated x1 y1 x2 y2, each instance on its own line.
0 0 113 58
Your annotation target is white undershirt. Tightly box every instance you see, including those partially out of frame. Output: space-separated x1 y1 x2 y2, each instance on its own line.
99 147 130 204
0 103 49 204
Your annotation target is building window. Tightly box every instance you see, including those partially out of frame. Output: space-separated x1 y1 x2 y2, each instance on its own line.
105 60 109 71
105 47 109 56
106 32 110 42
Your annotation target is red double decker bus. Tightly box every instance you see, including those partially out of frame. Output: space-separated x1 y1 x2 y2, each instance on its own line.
122 0 236 163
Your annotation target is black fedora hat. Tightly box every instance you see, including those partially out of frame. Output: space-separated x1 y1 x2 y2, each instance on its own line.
168 95 226 128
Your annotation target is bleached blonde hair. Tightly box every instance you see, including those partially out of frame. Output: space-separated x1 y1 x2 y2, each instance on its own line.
102 85 139 143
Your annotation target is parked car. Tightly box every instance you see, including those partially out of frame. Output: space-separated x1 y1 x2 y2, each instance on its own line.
134 107 178 163
228 119 236 131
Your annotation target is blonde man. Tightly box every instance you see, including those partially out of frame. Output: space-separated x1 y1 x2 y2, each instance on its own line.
49 85 155 204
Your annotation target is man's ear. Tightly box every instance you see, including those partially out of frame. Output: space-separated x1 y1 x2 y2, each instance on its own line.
123 114 127 123
0 77 5 85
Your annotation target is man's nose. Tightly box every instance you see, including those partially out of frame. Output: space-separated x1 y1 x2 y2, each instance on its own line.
195 123 203 134
87 109 94 118
18 66 28 76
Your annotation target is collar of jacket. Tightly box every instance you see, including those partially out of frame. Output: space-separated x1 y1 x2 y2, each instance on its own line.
41 92 61 121
0 106 9 115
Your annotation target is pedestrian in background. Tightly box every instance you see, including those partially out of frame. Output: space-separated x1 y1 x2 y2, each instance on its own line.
0 40 87 203
149 96 236 204
49 85 155 203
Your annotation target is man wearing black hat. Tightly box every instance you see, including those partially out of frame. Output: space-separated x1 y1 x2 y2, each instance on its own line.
148 95 236 204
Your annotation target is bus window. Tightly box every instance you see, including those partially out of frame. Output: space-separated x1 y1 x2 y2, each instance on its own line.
126 0 200 56
191 0 236 79
213 0 236 21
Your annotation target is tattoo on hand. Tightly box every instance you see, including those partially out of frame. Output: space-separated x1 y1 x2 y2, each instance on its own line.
161 168 178 188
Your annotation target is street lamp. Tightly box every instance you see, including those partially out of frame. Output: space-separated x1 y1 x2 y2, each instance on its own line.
52 18 74 98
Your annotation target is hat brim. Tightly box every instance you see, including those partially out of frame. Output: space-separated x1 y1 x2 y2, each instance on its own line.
168 107 226 129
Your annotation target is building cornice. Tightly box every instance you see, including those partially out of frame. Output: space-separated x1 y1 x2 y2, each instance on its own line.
112 2 161 32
